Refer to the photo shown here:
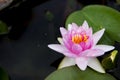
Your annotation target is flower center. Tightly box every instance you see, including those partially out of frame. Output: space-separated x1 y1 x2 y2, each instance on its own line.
72 34 88 44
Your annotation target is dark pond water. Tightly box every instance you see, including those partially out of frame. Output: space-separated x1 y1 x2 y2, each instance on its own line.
0 0 120 80
0 0 80 80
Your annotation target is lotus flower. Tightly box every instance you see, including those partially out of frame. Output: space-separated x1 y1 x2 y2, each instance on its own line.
48 21 114 73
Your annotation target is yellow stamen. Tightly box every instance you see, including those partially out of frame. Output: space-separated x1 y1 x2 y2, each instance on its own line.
72 34 88 44
83 35 88 42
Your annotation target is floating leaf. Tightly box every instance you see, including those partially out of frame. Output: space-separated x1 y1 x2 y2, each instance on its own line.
45 66 116 80
66 5 120 45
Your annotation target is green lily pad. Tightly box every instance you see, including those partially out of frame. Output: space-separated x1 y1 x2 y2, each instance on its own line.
45 66 116 80
0 67 9 80
66 5 120 45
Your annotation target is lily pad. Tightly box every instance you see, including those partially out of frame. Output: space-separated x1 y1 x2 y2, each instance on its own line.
66 5 120 45
45 66 116 80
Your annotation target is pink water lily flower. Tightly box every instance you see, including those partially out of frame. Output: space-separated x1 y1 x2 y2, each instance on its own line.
48 21 114 73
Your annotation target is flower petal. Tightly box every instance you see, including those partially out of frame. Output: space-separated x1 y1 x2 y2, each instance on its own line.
94 45 115 52
68 24 72 31
72 23 79 29
57 37 63 44
88 58 105 73
82 49 105 57
93 28 105 45
48 44 67 53
76 57 88 70
82 20 89 29
68 23 78 31
60 27 67 37
48 44 76 57
58 57 75 69
86 27 93 37
72 44 82 54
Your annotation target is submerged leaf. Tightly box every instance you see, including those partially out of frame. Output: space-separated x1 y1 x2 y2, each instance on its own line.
0 67 9 80
0 21 8 34
45 10 54 21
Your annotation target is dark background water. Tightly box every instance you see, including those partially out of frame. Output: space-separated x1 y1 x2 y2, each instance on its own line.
0 0 120 80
